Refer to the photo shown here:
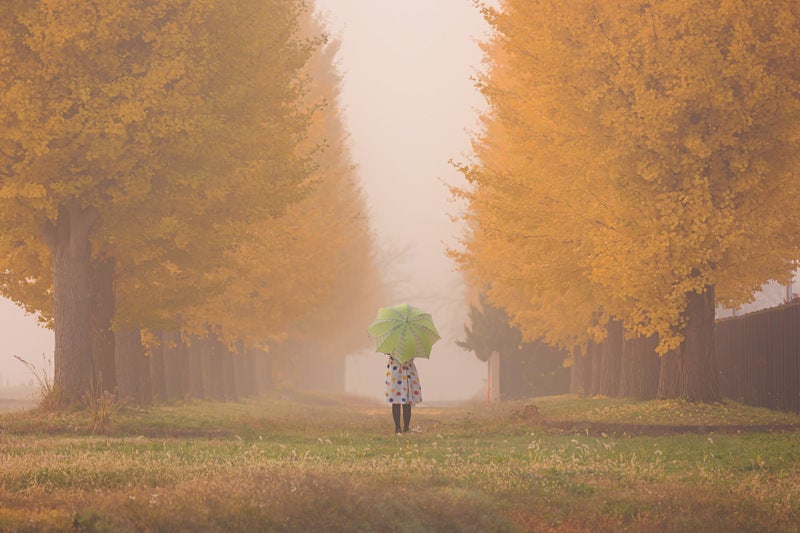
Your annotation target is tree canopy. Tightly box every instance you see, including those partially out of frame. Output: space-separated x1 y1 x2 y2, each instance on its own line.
455 0 800 400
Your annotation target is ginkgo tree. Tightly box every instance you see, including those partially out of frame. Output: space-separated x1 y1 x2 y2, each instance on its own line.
0 0 316 402
182 6 383 392
457 0 800 401
112 3 380 401
270 7 384 390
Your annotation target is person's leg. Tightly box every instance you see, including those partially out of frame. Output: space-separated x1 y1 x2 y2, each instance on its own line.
392 403 401 433
402 404 411 432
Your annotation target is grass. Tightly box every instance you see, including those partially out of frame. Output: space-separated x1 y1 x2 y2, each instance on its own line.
1 392 799 532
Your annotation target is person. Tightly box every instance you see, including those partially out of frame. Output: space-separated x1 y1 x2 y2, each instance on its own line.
384 353 422 434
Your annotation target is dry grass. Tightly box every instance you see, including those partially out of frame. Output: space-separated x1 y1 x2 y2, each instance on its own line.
1 392 799 532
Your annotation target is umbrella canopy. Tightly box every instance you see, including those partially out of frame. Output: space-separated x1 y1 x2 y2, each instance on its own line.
367 303 441 363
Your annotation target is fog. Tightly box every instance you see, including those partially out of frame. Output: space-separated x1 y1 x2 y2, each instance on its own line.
315 0 490 402
0 298 52 387
0 0 490 402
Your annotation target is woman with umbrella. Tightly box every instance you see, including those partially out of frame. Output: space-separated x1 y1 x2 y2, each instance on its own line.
385 352 422 433
368 303 440 435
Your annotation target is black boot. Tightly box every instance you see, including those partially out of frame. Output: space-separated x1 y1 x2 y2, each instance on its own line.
392 404 402 434
402 404 412 432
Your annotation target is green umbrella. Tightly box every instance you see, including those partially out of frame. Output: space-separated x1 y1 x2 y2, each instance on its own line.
367 303 441 363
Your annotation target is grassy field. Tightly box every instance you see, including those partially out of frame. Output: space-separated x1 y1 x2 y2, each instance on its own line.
1 392 799 532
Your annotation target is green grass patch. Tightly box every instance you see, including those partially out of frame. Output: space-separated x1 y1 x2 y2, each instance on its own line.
533 394 800 426
1 392 799 531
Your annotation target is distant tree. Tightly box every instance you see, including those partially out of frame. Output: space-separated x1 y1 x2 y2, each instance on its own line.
145 3 382 397
458 293 569 398
198 4 384 393
456 0 800 401
108 1 381 402
457 293 520 362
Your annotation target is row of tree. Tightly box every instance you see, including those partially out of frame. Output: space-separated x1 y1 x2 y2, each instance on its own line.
0 1 383 404
458 293 663 399
454 0 800 401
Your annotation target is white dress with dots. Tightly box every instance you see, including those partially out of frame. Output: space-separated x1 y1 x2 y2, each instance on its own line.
384 355 422 405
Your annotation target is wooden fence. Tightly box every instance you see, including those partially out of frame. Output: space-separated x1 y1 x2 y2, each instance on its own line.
716 301 800 413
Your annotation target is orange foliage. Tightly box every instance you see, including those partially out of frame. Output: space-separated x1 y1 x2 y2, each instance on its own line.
456 0 800 353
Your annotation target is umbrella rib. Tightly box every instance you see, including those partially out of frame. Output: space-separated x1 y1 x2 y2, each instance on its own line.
409 326 424 359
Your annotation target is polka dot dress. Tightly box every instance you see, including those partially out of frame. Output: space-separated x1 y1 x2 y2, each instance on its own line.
385 354 422 405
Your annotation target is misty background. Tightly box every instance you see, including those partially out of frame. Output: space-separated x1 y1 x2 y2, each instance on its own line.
0 0 489 402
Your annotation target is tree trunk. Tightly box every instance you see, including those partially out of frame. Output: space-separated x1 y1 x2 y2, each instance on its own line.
176 334 189 397
150 335 167 402
619 334 660 400
588 341 604 396
115 329 151 404
658 285 721 402
161 330 177 400
221 344 238 401
234 345 257 397
569 347 591 396
41 202 98 403
597 320 623 397
202 334 225 400
91 256 116 394
162 330 188 400
187 335 206 399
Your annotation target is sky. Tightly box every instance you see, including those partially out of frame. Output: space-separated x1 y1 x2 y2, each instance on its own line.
0 0 492 401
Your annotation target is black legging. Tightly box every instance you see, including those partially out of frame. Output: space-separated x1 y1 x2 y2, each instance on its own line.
392 403 412 432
